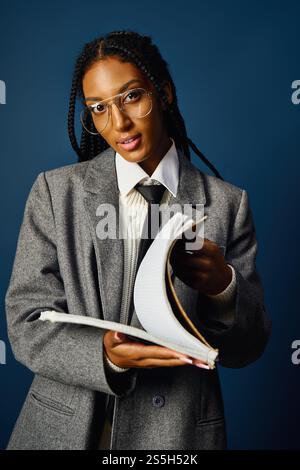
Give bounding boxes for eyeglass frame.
[80,87,154,135]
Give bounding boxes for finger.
[115,332,125,341]
[169,270,204,290]
[180,237,219,256]
[141,357,194,368]
[111,331,130,346]
[172,250,211,269]
[193,361,211,369]
[141,346,191,361]
[178,235,206,251]
[120,343,191,361]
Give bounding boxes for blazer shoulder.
[198,169,245,207]
[43,160,89,183]
[201,170,243,196]
[37,159,94,198]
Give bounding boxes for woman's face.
[82,56,173,174]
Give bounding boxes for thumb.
[114,331,126,341]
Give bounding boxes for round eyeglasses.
[80,87,153,135]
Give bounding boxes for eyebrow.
[84,79,144,102]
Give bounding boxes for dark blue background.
[1,0,299,450]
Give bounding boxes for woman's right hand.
[103,330,208,369]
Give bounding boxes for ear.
[160,80,173,110]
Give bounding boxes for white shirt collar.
[115,137,179,197]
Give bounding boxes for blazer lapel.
[168,146,206,219]
[83,146,124,322]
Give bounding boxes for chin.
[127,153,147,163]
[135,152,151,163]
[119,146,148,162]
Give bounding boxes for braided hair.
[67,30,223,179]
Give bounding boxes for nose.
[110,102,132,130]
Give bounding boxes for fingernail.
[193,362,210,369]
[181,357,193,364]
[115,332,124,340]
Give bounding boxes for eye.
[124,89,143,103]
[90,102,106,115]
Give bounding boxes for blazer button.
[152,395,165,408]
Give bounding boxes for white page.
[39,310,218,367]
[133,212,213,353]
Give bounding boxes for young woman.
[5,30,271,450]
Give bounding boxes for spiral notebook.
[39,211,219,369]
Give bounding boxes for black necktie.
[134,183,167,268]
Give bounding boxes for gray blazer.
[5,145,271,450]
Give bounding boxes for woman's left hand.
[170,237,232,295]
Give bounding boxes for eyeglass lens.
[81,88,152,133]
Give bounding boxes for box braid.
[67,30,223,180]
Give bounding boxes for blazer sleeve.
[5,172,138,396]
[196,189,272,368]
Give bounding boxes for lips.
[117,134,142,151]
[117,133,141,144]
